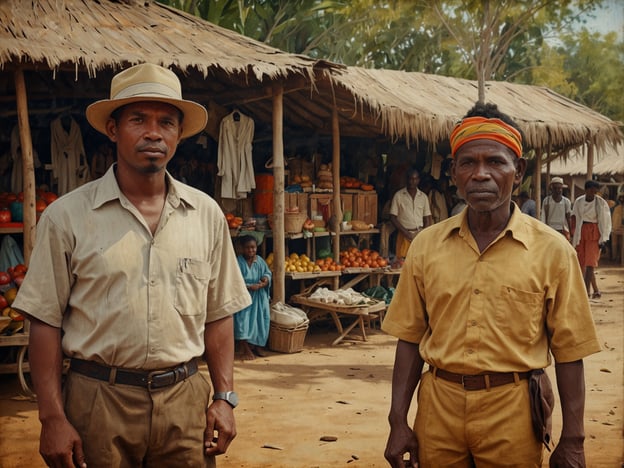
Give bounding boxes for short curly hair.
[462,102,525,143]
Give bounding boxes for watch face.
[227,391,239,407]
[214,391,238,408]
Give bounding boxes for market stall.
[1,0,622,367]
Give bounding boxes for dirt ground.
[1,261,622,468]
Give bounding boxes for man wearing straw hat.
[540,176,572,239]
[382,102,600,467]
[14,63,251,468]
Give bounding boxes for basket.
[284,212,308,233]
[268,321,308,353]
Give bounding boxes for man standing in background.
[541,176,572,239]
[389,168,432,259]
[571,179,612,298]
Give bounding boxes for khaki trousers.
[64,368,216,468]
[414,371,543,467]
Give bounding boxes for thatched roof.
[545,145,624,176]
[322,67,623,152]
[0,0,321,81]
[0,0,621,155]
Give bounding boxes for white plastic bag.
[270,302,309,328]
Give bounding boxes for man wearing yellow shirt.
[382,102,601,468]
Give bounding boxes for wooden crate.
[352,192,378,226]
[285,192,309,215]
[309,193,353,221]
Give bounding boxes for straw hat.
[86,63,208,139]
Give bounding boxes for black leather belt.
[70,358,199,390]
[431,366,531,391]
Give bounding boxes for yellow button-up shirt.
[14,166,251,369]
[382,204,601,373]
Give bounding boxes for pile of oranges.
[339,247,388,269]
[314,256,344,272]
[0,263,27,334]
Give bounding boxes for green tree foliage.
[156,0,622,121]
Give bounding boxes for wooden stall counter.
[290,292,386,345]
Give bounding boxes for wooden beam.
[272,83,286,303]
[586,138,594,180]
[534,149,542,219]
[14,67,37,265]
[332,106,342,270]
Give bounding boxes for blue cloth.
[233,255,272,346]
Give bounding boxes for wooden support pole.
[331,106,342,264]
[586,138,594,181]
[272,83,285,303]
[534,149,542,219]
[14,67,36,265]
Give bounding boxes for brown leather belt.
[70,358,199,390]
[431,366,531,391]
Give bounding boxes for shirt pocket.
[174,258,210,316]
[496,285,544,343]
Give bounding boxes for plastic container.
[253,174,274,214]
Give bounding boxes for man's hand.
[39,416,86,468]
[549,437,586,467]
[204,400,236,456]
[384,422,419,468]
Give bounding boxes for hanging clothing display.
[50,116,90,195]
[217,110,255,199]
[10,125,41,194]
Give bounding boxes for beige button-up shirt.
[14,166,251,369]
[389,187,431,229]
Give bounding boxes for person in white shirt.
[389,168,432,259]
[571,179,612,298]
[540,176,572,239]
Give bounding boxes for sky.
[583,0,623,37]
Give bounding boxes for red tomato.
[0,272,10,285]
[12,275,25,288]
[0,209,10,223]
[0,295,7,310]
[42,192,58,205]
[12,264,27,277]
[35,199,48,212]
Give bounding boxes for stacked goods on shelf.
[287,157,314,191]
[225,213,243,229]
[0,190,58,224]
[339,247,388,269]
[266,252,345,273]
[315,163,333,190]
[0,263,28,335]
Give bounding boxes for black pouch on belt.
[529,369,555,451]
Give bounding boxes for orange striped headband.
[450,116,523,158]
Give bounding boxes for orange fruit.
[4,287,18,305]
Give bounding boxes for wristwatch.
[212,391,239,408]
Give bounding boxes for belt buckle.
[147,369,173,391]
[461,375,469,389]
[461,374,480,390]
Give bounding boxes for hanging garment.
[217,111,255,199]
[50,116,90,195]
[10,125,41,193]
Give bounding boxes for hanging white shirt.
[217,111,255,199]
[50,116,90,195]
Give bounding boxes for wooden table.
[290,293,386,345]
